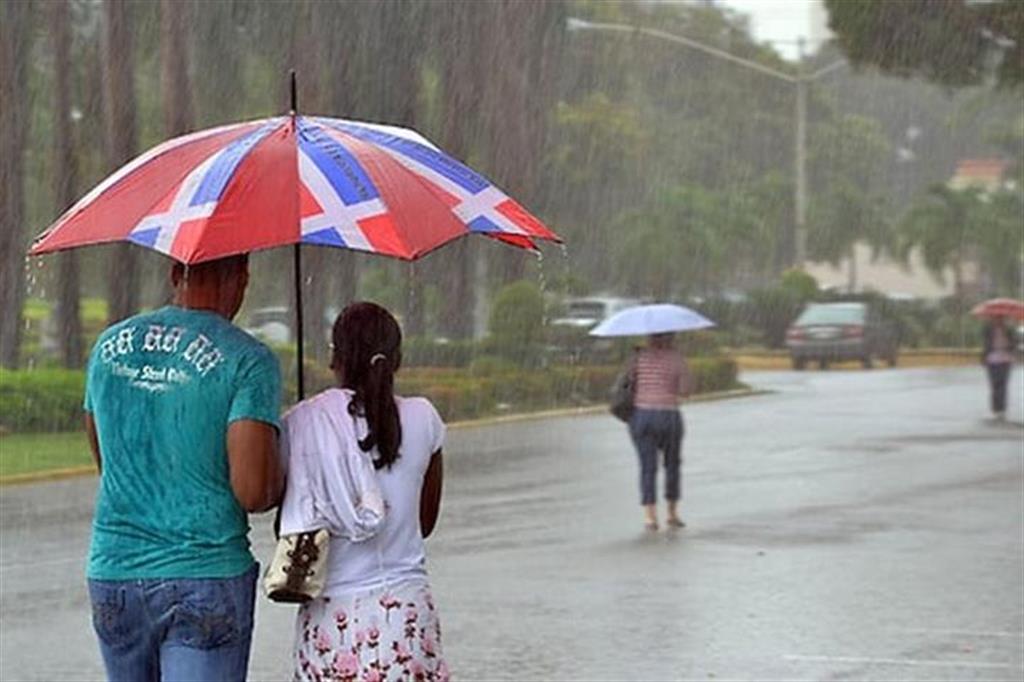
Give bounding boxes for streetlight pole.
[794,37,808,267]
[566,18,844,271]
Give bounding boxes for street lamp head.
[566,17,596,32]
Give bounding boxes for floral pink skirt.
[293,579,449,682]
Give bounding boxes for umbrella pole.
[294,243,305,401]
[290,70,305,401]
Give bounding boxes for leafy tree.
[488,280,545,351]
[974,190,1024,295]
[825,0,1024,88]
[780,269,819,301]
[612,185,757,299]
[898,185,983,298]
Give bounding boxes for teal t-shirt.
[84,306,281,579]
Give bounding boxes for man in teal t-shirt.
[84,254,282,682]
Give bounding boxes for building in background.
[948,158,1011,192]
[806,157,1014,300]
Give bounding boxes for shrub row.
[295,356,739,422]
[0,357,739,433]
[0,369,85,433]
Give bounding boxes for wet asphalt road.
[1,366,1022,681]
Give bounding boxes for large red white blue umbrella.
[29,86,562,396]
[29,115,559,262]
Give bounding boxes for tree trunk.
[371,0,425,336]
[290,0,333,363]
[482,1,564,284]
[321,0,361,314]
[436,0,482,340]
[190,0,243,126]
[0,0,32,368]
[103,0,140,324]
[156,0,195,306]
[51,0,84,368]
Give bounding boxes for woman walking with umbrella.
[974,299,1023,420]
[592,304,713,531]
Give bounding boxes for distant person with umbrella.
[592,304,713,531]
[975,299,1023,420]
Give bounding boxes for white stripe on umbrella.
[297,147,383,252]
[129,151,223,255]
[451,185,525,234]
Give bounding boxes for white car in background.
[243,306,292,345]
[550,296,644,332]
[549,296,644,359]
[242,305,341,346]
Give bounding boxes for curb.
[0,387,766,487]
[440,385,768,431]
[0,465,97,487]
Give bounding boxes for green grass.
[0,431,93,479]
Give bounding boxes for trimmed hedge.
[0,369,85,432]
[0,357,739,432]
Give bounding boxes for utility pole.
[794,37,808,269]
[567,20,845,274]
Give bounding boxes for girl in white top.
[281,302,448,682]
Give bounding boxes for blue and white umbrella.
[589,303,715,337]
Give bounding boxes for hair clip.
[370,353,387,366]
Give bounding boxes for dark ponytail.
[331,302,403,469]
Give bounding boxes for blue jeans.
[88,563,258,682]
[986,362,1011,414]
[628,408,684,505]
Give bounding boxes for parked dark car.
[785,302,899,369]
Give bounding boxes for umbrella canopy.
[971,298,1024,321]
[29,116,560,263]
[589,303,715,337]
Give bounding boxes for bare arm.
[420,450,444,538]
[227,420,283,513]
[84,413,101,473]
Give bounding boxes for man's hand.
[227,420,283,513]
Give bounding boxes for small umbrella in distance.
[971,298,1024,321]
[589,303,715,337]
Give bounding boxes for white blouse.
[279,388,446,595]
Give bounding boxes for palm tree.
[898,184,983,300]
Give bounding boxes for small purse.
[609,357,636,423]
[263,527,330,603]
